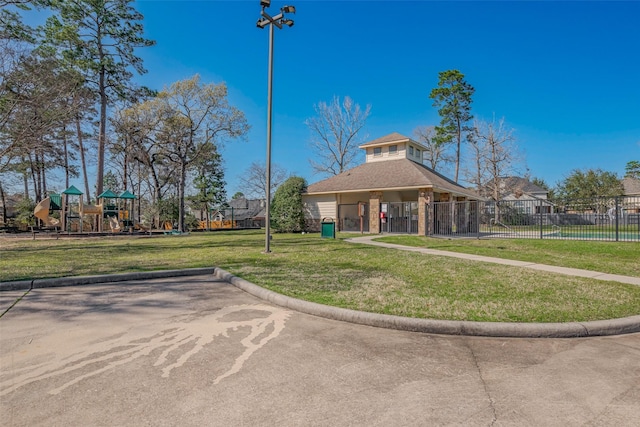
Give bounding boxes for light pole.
[257,0,295,253]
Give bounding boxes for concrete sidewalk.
[346,235,640,286]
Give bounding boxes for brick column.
[418,188,433,236]
[369,191,383,234]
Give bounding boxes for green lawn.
[375,235,640,277]
[1,231,639,323]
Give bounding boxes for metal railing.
[428,196,640,242]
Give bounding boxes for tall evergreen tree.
[192,151,226,229]
[429,70,475,183]
[45,0,155,200]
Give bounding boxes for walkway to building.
[346,235,640,286]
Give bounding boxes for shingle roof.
[306,158,480,199]
[358,132,428,150]
[499,176,548,194]
[622,177,640,195]
[226,198,265,220]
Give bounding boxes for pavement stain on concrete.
[0,303,291,396]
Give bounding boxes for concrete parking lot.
[1,274,639,426]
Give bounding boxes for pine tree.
[45,0,155,200]
[429,70,475,183]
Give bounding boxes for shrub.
[271,176,307,233]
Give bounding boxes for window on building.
[416,149,421,158]
[373,147,382,156]
[409,146,414,155]
[389,145,398,155]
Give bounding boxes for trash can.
[321,217,335,239]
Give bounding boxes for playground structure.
[33,194,62,227]
[33,186,138,233]
[197,219,236,230]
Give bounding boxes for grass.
[375,235,640,277]
[1,231,639,323]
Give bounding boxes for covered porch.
[322,188,479,235]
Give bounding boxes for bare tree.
[463,132,489,197]
[413,125,453,171]
[473,116,523,202]
[238,161,288,199]
[306,96,370,176]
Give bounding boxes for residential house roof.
[622,177,640,196]
[225,198,265,220]
[479,176,549,200]
[498,176,547,195]
[306,158,480,199]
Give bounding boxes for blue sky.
[26,1,640,195]
[133,0,640,194]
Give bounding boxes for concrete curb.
[214,267,640,338]
[2,267,638,338]
[0,268,216,292]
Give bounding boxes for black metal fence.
[428,196,640,242]
[381,202,419,234]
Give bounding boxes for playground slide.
[108,216,121,232]
[135,223,150,231]
[33,197,60,227]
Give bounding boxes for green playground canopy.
[98,189,118,199]
[119,190,136,200]
[62,185,83,196]
[49,194,62,210]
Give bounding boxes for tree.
[271,176,307,233]
[45,0,155,200]
[238,161,288,199]
[625,160,640,179]
[190,151,226,229]
[531,176,556,201]
[102,170,121,193]
[0,52,85,200]
[556,168,624,211]
[0,1,36,74]
[113,97,177,227]
[471,117,523,201]
[231,191,244,200]
[306,95,370,176]
[531,177,549,190]
[429,69,475,183]
[413,125,453,172]
[130,75,249,232]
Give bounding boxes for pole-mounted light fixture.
[257,3,296,29]
[257,1,295,254]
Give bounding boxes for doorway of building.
[380,202,418,233]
